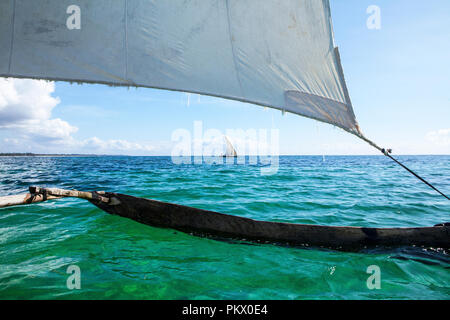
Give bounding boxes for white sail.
[1,0,373,142]
[224,136,237,157]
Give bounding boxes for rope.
[354,131,449,201]
[381,149,450,201]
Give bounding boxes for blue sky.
[1,0,449,155]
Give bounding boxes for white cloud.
[0,78,157,154]
[426,128,450,146]
[0,78,60,124]
[81,137,155,153]
[11,118,78,140]
[0,78,76,141]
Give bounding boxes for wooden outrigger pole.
[0,187,113,209]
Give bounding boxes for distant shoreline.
[0,153,107,157]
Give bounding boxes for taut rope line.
[380,149,449,201]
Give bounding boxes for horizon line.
[1,153,449,157]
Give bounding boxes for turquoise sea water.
[0,155,449,299]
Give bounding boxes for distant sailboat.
[222,136,237,158]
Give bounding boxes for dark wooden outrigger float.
[1,187,448,252]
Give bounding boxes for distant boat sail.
[222,136,237,158]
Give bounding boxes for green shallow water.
[0,155,449,299]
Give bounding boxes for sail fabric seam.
[7,0,16,74]
[285,90,356,132]
[286,90,351,112]
[333,47,360,133]
[317,1,360,134]
[225,0,244,98]
[325,0,336,50]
